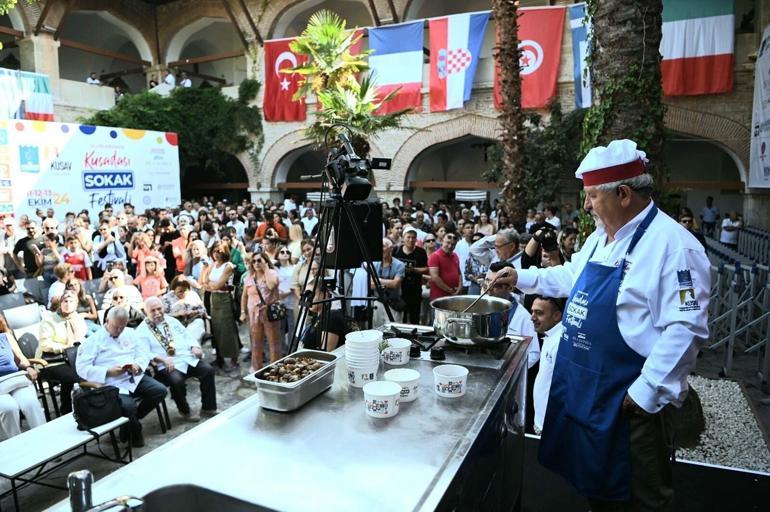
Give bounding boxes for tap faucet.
[68,469,144,511]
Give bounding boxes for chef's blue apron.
[538,206,657,501]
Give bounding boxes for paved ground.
[3,322,769,511]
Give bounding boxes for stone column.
[18,33,60,79]
[743,190,770,231]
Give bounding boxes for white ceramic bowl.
[384,368,420,403]
[381,338,411,366]
[433,365,469,398]
[347,361,379,388]
[363,381,401,418]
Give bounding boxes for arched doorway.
[57,11,152,92]
[270,0,373,39]
[664,132,745,217]
[273,145,327,200]
[165,18,246,87]
[0,13,23,69]
[182,153,250,203]
[406,135,497,204]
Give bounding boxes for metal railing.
[706,257,770,389]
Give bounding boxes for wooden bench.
[0,413,131,512]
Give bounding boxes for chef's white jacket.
[134,316,201,375]
[76,327,151,394]
[533,323,564,432]
[505,295,539,369]
[517,201,710,414]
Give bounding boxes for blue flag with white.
[570,3,592,108]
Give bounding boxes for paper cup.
[433,365,469,398]
[346,361,379,388]
[384,368,420,403]
[363,381,401,418]
[381,338,411,366]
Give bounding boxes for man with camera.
[76,307,167,447]
[135,297,217,423]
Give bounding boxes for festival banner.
[749,24,770,188]
[0,120,181,219]
[494,7,566,110]
[263,38,308,122]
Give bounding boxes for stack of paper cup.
[345,330,382,388]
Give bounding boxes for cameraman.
[521,226,564,312]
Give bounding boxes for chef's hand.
[107,366,126,377]
[191,346,203,359]
[129,364,142,376]
[621,393,649,417]
[164,358,175,373]
[495,266,518,287]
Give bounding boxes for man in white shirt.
[719,211,741,249]
[485,262,539,369]
[454,222,474,292]
[301,208,318,235]
[499,139,709,511]
[530,296,565,434]
[226,210,246,240]
[470,228,522,269]
[179,72,192,88]
[544,206,561,230]
[0,218,21,277]
[163,69,176,87]
[76,307,167,447]
[86,72,101,85]
[135,298,217,422]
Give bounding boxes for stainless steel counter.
[48,339,530,512]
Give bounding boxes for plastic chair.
[14,329,59,421]
[2,303,43,331]
[22,278,49,306]
[0,292,26,311]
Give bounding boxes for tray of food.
[249,350,338,412]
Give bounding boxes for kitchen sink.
[142,484,277,512]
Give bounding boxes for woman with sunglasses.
[65,278,99,333]
[240,253,281,372]
[200,241,240,372]
[275,246,298,350]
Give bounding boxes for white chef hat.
[575,139,648,186]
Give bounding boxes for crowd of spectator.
[0,192,745,444]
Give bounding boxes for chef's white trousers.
[0,377,46,441]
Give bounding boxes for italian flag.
[660,0,734,96]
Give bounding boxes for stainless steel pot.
[431,295,513,345]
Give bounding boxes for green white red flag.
[660,0,734,96]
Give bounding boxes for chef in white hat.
[498,139,709,511]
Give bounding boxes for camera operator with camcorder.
[521,226,564,312]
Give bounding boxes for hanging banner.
[0,68,55,121]
[569,3,592,108]
[0,119,181,219]
[494,7,566,110]
[749,24,770,188]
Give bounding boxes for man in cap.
[497,139,709,511]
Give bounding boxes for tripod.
[289,172,394,353]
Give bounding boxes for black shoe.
[131,431,145,448]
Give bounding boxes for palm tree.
[287,9,411,156]
[492,0,527,230]
[582,0,666,187]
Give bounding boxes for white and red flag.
[429,12,490,112]
[263,38,308,122]
[494,7,566,110]
[368,21,424,115]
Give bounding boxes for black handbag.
[72,385,122,431]
[255,284,287,322]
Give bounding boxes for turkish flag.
[263,38,308,122]
[494,7,565,109]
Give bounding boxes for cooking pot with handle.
[431,295,513,345]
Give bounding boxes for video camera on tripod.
[321,128,391,201]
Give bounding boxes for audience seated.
[135,297,217,422]
[163,276,207,343]
[75,307,167,447]
[104,286,145,329]
[37,291,88,413]
[0,316,46,440]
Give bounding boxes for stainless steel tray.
[250,350,338,412]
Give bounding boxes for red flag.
[494,7,565,110]
[263,38,308,122]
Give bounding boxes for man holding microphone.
[498,140,709,511]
